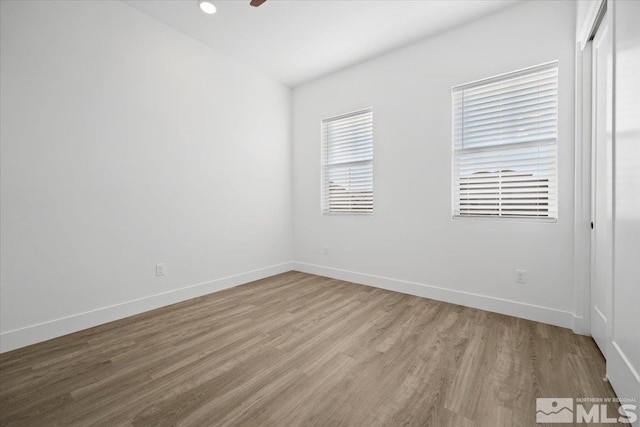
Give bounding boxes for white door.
[590,12,612,359]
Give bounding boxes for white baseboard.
[572,315,591,336]
[293,261,574,329]
[1,261,579,353]
[0,261,294,354]
[608,341,640,426]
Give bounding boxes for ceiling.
[123,0,520,87]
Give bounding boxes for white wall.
[609,0,640,410]
[292,0,577,327]
[0,0,292,352]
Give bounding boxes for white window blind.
[322,108,373,214]
[452,62,558,220]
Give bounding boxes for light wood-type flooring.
[0,271,618,426]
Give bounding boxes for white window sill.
[452,215,557,224]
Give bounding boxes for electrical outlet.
[323,247,329,256]
[515,269,527,284]
[156,263,165,276]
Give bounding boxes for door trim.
[572,0,608,336]
[589,11,612,358]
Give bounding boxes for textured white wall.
[0,0,292,349]
[292,1,576,319]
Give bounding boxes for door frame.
[572,0,607,336]
[589,9,612,358]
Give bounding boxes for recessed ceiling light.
[199,1,216,14]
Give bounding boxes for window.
[452,62,558,220]
[322,108,373,214]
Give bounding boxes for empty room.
[1,0,638,425]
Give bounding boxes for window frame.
[450,62,559,223]
[321,107,374,216]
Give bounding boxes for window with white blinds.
[452,62,558,220]
[322,108,373,214]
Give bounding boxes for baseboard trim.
[0,261,294,353]
[1,261,579,353]
[608,341,640,417]
[572,315,591,336]
[293,262,574,329]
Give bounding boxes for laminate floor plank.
[0,271,617,426]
